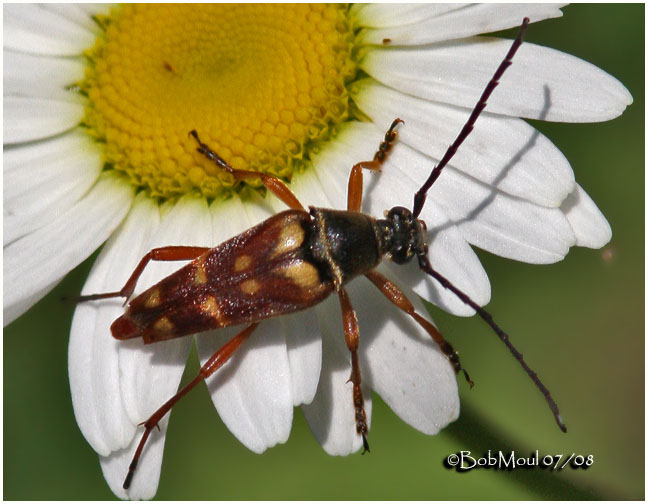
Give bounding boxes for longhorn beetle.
[78,18,566,490]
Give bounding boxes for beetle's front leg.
[365,270,473,387]
[347,118,403,212]
[190,130,305,211]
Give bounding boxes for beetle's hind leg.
[337,288,370,453]
[123,323,258,490]
[347,118,403,212]
[365,270,473,387]
[190,130,305,211]
[73,246,210,304]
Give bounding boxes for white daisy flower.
[3,4,632,500]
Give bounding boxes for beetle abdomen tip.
[111,315,140,340]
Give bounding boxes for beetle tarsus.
[361,433,370,454]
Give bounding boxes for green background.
[4,4,644,500]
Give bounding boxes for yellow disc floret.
[81,4,356,200]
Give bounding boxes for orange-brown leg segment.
[337,288,370,453]
[190,130,305,211]
[75,246,210,304]
[123,322,259,490]
[365,270,473,387]
[347,118,403,212]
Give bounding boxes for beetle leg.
[347,118,403,212]
[123,322,258,490]
[365,270,473,387]
[337,288,370,453]
[346,163,365,212]
[75,246,210,304]
[190,130,305,211]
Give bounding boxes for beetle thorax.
[309,207,386,288]
[307,206,426,289]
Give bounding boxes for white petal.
[275,163,334,214]
[4,96,84,144]
[69,194,160,456]
[310,137,368,209]
[357,4,563,46]
[362,39,633,122]
[99,427,165,501]
[40,4,104,34]
[4,173,134,325]
[347,277,460,434]
[352,4,467,28]
[6,279,60,324]
[77,4,112,17]
[210,194,257,243]
[4,50,86,103]
[4,129,103,245]
[199,195,294,453]
[351,79,575,207]
[211,186,276,235]
[433,175,575,263]
[302,297,372,456]
[118,196,213,425]
[83,197,213,498]
[560,184,612,248]
[4,3,96,56]
[298,148,346,209]
[281,310,322,406]
[197,321,294,453]
[240,188,282,228]
[386,142,577,263]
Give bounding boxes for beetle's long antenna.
[412,18,529,218]
[417,253,567,433]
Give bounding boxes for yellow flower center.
[81,4,357,200]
